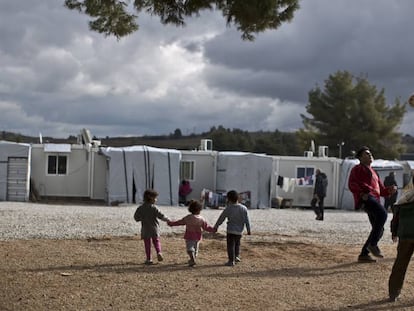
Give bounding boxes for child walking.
[133,189,170,265]
[214,190,251,266]
[168,200,216,266]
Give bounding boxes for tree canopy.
[299,70,406,159]
[207,126,301,155]
[64,0,300,40]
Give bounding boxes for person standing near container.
[311,168,328,221]
[348,146,397,263]
[179,180,192,206]
[384,171,398,212]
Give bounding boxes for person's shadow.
[295,297,414,310]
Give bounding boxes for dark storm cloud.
[1,0,414,138]
[202,1,414,104]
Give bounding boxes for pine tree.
[64,0,300,40]
[300,70,406,159]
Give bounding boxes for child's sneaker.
[144,259,153,265]
[225,261,235,266]
[235,256,241,263]
[157,253,164,262]
[188,259,196,267]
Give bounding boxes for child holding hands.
[134,189,170,265]
[168,200,216,266]
[214,190,251,266]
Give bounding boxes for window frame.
[295,165,315,187]
[180,160,195,181]
[46,154,68,176]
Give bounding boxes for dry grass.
[1,233,414,311]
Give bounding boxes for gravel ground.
[0,202,393,245]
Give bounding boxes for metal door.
[7,157,29,202]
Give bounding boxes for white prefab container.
[216,152,273,209]
[32,143,83,197]
[272,156,342,208]
[0,141,31,202]
[101,146,181,206]
[337,159,404,210]
[180,150,218,203]
[30,143,106,200]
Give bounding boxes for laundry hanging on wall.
[276,175,314,193]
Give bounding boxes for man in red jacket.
[348,146,397,263]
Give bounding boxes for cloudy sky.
[1,1,414,139]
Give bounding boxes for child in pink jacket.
[168,200,216,266]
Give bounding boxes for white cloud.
[0,100,48,132]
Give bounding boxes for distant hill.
[100,135,206,150]
[0,131,76,144]
[0,130,206,150]
[2,130,414,158]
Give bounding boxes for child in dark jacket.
[168,200,216,266]
[214,190,251,266]
[134,189,169,265]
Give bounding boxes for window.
[47,155,67,175]
[296,166,315,186]
[180,161,194,181]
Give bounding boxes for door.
[7,157,29,202]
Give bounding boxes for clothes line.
[276,175,313,193]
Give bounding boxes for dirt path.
[1,233,413,311]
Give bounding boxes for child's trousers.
[143,237,162,260]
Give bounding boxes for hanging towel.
[288,178,296,193]
[282,177,290,192]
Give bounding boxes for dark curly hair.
[143,189,158,203]
[188,200,203,215]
